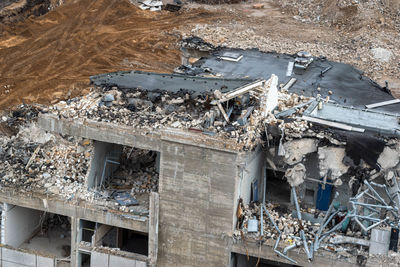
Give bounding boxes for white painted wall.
[2,205,42,248]
[91,251,146,267]
[1,247,55,267]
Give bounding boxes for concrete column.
[148,192,159,267]
[71,217,79,267]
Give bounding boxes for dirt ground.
[0,0,222,110]
[180,0,400,96]
[0,0,399,110]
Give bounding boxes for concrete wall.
[158,140,238,266]
[91,251,146,267]
[1,247,55,267]
[2,204,42,248]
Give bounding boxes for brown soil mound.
[0,0,219,110]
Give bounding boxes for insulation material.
[318,147,349,180]
[285,163,306,187]
[378,146,400,170]
[283,138,318,165]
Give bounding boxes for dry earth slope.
[0,0,220,109]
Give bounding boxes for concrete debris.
[139,0,162,11]
[47,73,317,150]
[283,138,318,165]
[318,147,349,180]
[236,202,322,244]
[377,146,399,170]
[0,105,155,215]
[371,48,393,63]
[285,164,306,187]
[237,175,400,263]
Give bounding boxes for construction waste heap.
[1,32,400,267]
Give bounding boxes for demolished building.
[1,38,400,266]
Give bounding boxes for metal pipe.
[263,204,281,234]
[274,249,297,264]
[351,201,395,210]
[300,230,312,260]
[315,192,339,247]
[317,213,354,247]
[354,217,388,232]
[350,188,369,200]
[283,243,298,254]
[354,215,381,222]
[291,187,312,260]
[365,180,388,206]
[261,167,266,236]
[263,204,297,264]
[291,187,302,220]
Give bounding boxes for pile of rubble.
[236,202,323,243]
[0,105,93,199]
[0,105,153,215]
[236,179,400,263]
[108,147,158,195]
[47,76,316,150]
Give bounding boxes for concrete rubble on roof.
[0,105,156,216]
[45,74,317,150]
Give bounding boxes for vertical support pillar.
[148,192,159,267]
[71,217,79,267]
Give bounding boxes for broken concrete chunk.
[103,94,115,102]
[318,147,348,180]
[378,146,399,170]
[285,163,306,187]
[283,138,318,165]
[371,47,393,63]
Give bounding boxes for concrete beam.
[38,114,161,152]
[38,114,243,153]
[0,189,148,233]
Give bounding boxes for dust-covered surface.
[0,105,152,215]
